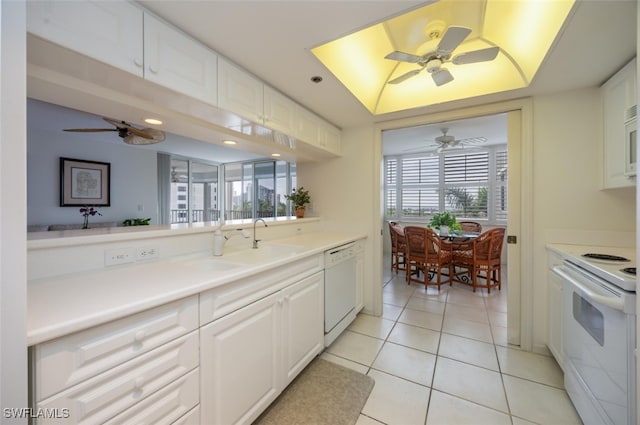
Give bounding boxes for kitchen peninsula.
[28,220,366,424]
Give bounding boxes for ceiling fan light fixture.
[432,69,454,86]
[425,58,442,73]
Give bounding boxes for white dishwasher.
[324,242,357,347]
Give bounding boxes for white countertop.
[28,231,364,346]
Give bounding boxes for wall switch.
[137,246,159,260]
[105,248,135,266]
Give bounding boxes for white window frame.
[384,145,508,225]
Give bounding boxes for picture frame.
[60,157,111,207]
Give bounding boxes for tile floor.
[321,265,583,425]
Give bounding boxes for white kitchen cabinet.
[547,250,564,370]
[37,332,199,424]
[264,85,298,137]
[27,0,144,77]
[144,13,218,106]
[602,57,637,188]
[31,296,199,424]
[281,271,325,385]
[296,105,342,155]
[218,57,264,123]
[218,58,298,139]
[200,271,324,425]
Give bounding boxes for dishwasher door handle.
[327,242,356,256]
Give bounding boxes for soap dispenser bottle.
[213,228,224,256]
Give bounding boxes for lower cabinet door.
[200,291,281,425]
[281,271,324,385]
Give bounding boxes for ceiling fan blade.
[457,136,487,145]
[452,46,500,65]
[388,69,422,84]
[384,51,422,63]
[123,134,163,145]
[63,128,117,132]
[138,128,166,142]
[436,26,471,56]
[432,68,454,86]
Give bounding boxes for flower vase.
[82,216,89,229]
[295,206,305,218]
[439,225,449,236]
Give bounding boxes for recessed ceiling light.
[271,153,281,157]
[223,140,237,145]
[144,118,163,125]
[310,76,323,83]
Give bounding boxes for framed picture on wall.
[60,157,111,206]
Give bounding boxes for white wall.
[302,85,636,353]
[1,0,28,419]
[531,87,635,352]
[27,101,159,227]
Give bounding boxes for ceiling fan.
[64,117,166,145]
[385,25,499,86]
[404,128,487,153]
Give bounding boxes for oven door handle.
[552,266,625,312]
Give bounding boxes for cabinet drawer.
[104,368,199,425]
[172,406,200,425]
[34,296,198,401]
[199,254,323,326]
[37,331,199,425]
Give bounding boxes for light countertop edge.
[28,231,365,346]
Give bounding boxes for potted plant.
[285,187,311,218]
[428,211,461,236]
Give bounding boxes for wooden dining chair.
[452,221,482,251]
[452,228,505,293]
[403,226,453,290]
[388,222,407,273]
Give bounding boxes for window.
[384,146,507,223]
[224,160,296,221]
[169,158,219,224]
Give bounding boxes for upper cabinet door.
[27,0,144,77]
[218,57,264,123]
[264,86,297,137]
[143,13,218,106]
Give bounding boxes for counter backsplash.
[28,218,321,280]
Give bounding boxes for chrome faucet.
[253,218,267,249]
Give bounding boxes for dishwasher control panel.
[325,242,359,267]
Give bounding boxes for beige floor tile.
[446,287,487,308]
[426,390,511,425]
[325,330,384,366]
[372,342,437,387]
[320,352,370,375]
[491,325,509,347]
[511,416,538,425]
[362,369,430,425]
[349,313,396,340]
[503,375,582,424]
[488,310,508,327]
[383,290,411,308]
[387,322,440,354]
[411,285,450,303]
[496,346,564,388]
[399,307,443,331]
[445,302,490,324]
[382,303,404,321]
[432,357,508,413]
[438,333,499,371]
[442,316,493,343]
[406,297,446,315]
[356,414,385,425]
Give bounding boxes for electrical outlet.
[105,248,135,266]
[137,246,159,260]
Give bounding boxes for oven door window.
[573,292,604,346]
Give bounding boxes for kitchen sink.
[223,244,304,264]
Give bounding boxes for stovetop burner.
[582,253,631,262]
[621,267,637,276]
